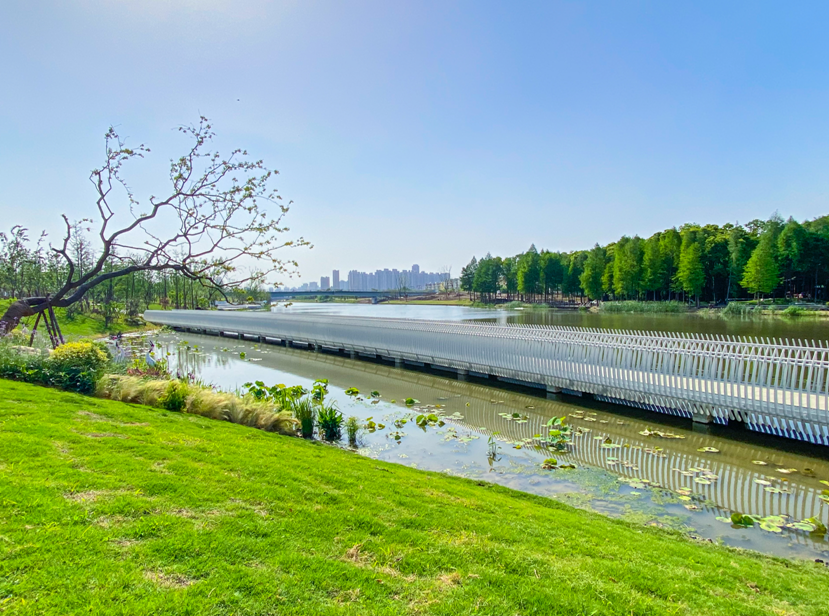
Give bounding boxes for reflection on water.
[156,331,829,560]
[271,302,829,342]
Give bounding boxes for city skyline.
[282,263,450,292]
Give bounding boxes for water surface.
[271,303,829,342]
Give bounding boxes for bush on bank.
[0,339,110,394]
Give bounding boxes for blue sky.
[1,1,828,285]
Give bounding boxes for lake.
[269,302,829,342]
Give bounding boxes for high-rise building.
[320,276,330,290]
[309,281,319,292]
[332,270,340,290]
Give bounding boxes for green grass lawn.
[0,300,157,340]
[1,379,827,615]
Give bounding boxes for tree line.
[0,224,268,326]
[459,214,829,305]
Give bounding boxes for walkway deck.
[143,310,829,444]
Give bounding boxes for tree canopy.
[0,118,307,336]
[456,214,829,304]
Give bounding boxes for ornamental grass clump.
[96,375,296,435]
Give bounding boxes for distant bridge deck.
[143,310,829,445]
[269,290,436,300]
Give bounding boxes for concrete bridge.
[143,310,829,445]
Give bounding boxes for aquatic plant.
[290,397,316,438]
[345,416,361,447]
[318,403,343,441]
[599,301,687,314]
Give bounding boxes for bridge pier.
[349,350,357,359]
[394,358,404,368]
[692,411,713,424]
[457,368,468,381]
[314,344,321,353]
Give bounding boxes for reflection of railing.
[144,310,829,444]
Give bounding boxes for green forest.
[460,214,829,305]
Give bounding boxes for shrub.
[318,403,343,441]
[159,380,189,412]
[782,305,806,317]
[46,341,110,394]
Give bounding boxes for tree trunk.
[0,298,44,336]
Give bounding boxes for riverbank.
[2,378,827,615]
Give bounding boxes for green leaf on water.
[753,479,772,486]
[694,478,711,485]
[751,460,768,466]
[787,522,817,532]
[716,516,732,523]
[345,387,360,396]
[697,447,720,453]
[760,521,783,533]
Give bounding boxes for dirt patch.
[169,508,196,518]
[144,570,195,589]
[345,544,363,562]
[436,572,462,588]
[80,432,129,439]
[77,410,149,427]
[64,490,106,503]
[95,515,127,528]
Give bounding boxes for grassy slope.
[0,300,157,340]
[1,380,827,616]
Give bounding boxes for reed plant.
[345,415,361,447]
[289,397,316,438]
[599,300,687,313]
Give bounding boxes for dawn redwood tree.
[0,118,308,339]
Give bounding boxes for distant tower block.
[332,270,340,290]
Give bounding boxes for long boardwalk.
[143,310,829,444]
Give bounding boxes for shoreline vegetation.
[2,377,829,614]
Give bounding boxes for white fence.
[143,310,829,444]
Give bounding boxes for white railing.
[143,310,829,444]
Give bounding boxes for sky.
[1,1,828,286]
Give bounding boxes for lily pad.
[694,478,712,485]
[753,479,772,486]
[759,521,783,533]
[697,447,720,453]
[787,522,818,532]
[751,460,769,466]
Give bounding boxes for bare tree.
[0,117,308,339]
